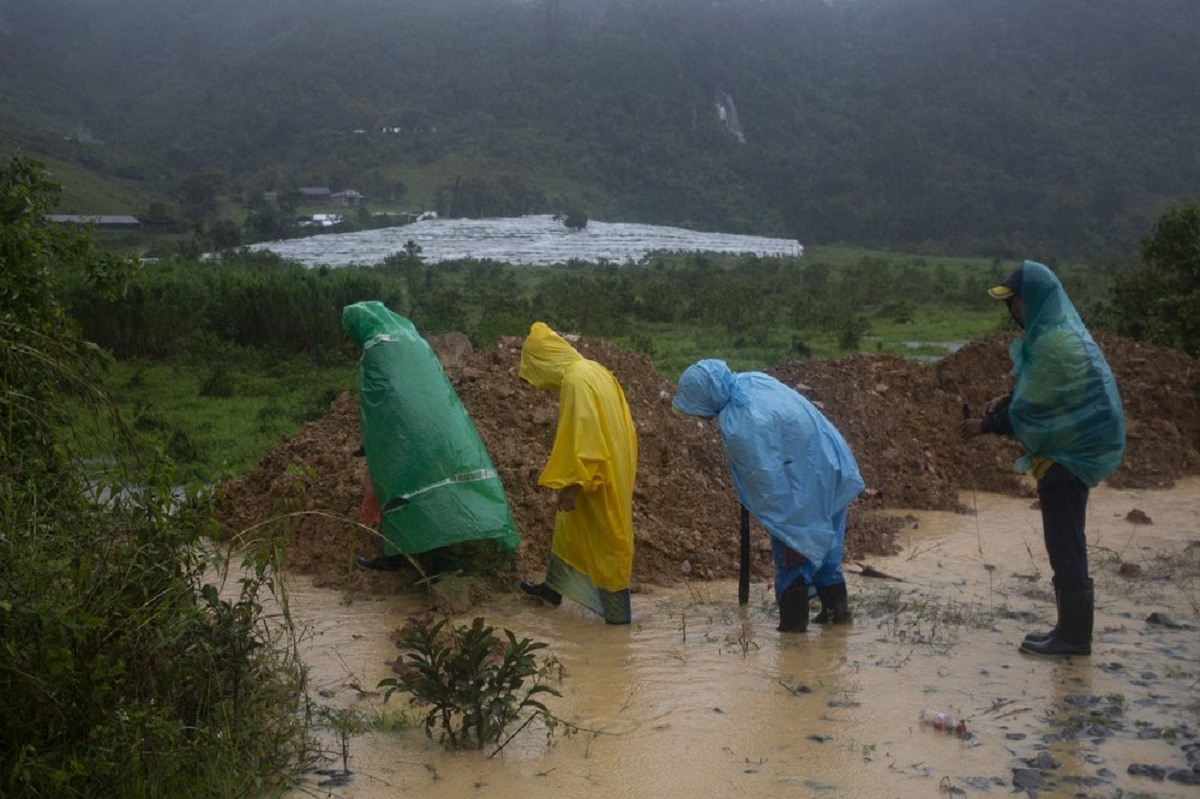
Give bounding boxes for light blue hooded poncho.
[672,360,864,594]
[1005,261,1125,486]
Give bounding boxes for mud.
[217,330,1200,604]
[275,482,1200,799]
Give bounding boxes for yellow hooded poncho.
[519,322,637,592]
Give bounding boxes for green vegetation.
[4,0,1198,258]
[2,154,315,797]
[379,615,566,751]
[76,355,355,484]
[1102,202,1200,358]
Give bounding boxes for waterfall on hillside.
[714,90,745,143]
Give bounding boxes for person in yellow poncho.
[518,322,638,625]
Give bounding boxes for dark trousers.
[1037,462,1090,591]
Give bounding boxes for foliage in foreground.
[1,154,313,797]
[1,476,312,797]
[380,615,566,751]
[1102,202,1200,358]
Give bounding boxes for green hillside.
[2,0,1198,257]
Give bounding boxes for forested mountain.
[2,0,1197,257]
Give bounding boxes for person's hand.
[959,418,984,439]
[983,394,1012,415]
[557,484,582,511]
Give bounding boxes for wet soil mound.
[217,331,1200,594]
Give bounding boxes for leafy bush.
[1,155,313,797]
[1103,202,1200,357]
[1,471,313,797]
[379,615,564,750]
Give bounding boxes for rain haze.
[3,1,1199,798]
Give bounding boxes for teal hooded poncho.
[342,301,519,555]
[1005,261,1125,486]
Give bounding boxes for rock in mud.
[1146,611,1187,628]
[1128,763,1167,780]
[1011,767,1044,790]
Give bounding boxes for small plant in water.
[317,706,369,773]
[379,615,564,750]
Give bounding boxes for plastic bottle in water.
[919,707,967,735]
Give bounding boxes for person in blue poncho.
[672,359,865,632]
[960,261,1125,657]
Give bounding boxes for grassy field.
[75,305,1007,484]
[72,354,357,484]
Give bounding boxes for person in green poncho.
[342,301,520,576]
[960,261,1125,657]
[517,322,638,625]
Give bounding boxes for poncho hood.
[519,322,584,390]
[671,359,747,416]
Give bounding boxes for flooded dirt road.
[284,479,1200,799]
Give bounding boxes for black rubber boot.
[1019,580,1093,657]
[777,579,809,633]
[520,581,563,607]
[1022,578,1061,645]
[813,583,852,624]
[356,554,406,571]
[428,548,462,578]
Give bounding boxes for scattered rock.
[1128,763,1167,780]
[1012,767,1044,790]
[1125,508,1153,524]
[1030,751,1061,770]
[1118,561,1143,577]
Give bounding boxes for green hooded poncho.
[342,301,519,555]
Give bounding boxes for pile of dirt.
[217,330,1200,597]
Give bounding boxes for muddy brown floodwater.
[282,479,1200,799]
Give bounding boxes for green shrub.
[1103,202,1200,357]
[379,615,564,750]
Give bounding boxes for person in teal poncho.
[961,261,1125,657]
[672,359,865,633]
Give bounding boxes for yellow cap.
[988,284,1015,299]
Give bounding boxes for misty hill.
[2,0,1198,258]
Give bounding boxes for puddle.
[285,480,1200,798]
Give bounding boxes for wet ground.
[284,479,1200,799]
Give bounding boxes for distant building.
[298,187,331,201]
[330,190,364,207]
[45,214,141,229]
[298,213,343,228]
